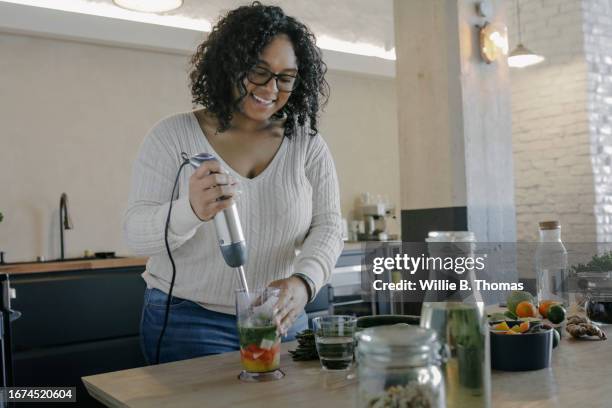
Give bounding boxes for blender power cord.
[156,152,190,365]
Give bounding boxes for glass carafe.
[535,221,569,307]
[420,231,491,408]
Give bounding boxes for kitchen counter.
[82,325,609,408]
[0,257,148,275]
[0,244,366,275]
[342,241,366,251]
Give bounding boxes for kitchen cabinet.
[301,246,370,322]
[329,244,399,316]
[9,266,147,407]
[329,247,373,316]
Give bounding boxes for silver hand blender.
[188,153,249,293]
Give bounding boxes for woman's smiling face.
[238,34,298,123]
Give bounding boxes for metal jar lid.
[357,325,441,367]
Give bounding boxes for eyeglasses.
[246,66,298,92]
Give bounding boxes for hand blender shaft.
[188,153,249,293]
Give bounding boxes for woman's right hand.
[189,159,239,222]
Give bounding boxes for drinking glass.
[312,315,357,371]
[236,287,284,382]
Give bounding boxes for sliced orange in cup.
[492,321,510,331]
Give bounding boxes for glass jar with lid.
[535,221,569,307]
[575,270,612,324]
[586,292,612,324]
[356,325,445,408]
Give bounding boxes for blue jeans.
[140,287,308,364]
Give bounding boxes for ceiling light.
[316,35,396,60]
[2,1,208,30]
[508,0,544,68]
[113,0,183,13]
[508,43,545,68]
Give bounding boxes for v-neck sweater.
[123,112,344,314]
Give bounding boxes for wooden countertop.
[342,241,365,251]
[0,257,148,275]
[0,244,363,276]
[82,325,610,408]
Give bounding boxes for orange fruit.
[538,300,557,318]
[510,322,529,333]
[515,301,537,318]
[505,330,521,335]
[492,322,510,331]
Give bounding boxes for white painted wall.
[0,32,400,262]
[508,0,596,243]
[321,71,400,230]
[583,0,612,243]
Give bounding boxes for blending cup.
[236,287,284,381]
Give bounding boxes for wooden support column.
[395,0,516,243]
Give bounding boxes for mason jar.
[356,325,445,408]
[585,291,612,325]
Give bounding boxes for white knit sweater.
[123,112,344,314]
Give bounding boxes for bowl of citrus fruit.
[489,320,554,371]
[488,291,566,371]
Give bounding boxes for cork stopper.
[539,221,560,230]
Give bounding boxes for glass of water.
[312,315,357,371]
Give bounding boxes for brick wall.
[583,0,612,242]
[508,0,597,242]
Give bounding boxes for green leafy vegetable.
[238,325,277,348]
[572,251,612,272]
[289,329,319,361]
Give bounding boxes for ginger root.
[566,315,607,340]
[567,315,589,325]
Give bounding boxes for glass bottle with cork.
[420,231,491,408]
[535,221,569,307]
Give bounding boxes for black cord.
[155,153,191,364]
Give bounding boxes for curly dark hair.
[189,2,329,138]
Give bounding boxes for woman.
[124,2,343,364]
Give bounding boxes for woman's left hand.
[268,276,309,336]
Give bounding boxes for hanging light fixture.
[508,0,544,68]
[113,0,183,13]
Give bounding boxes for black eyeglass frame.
[246,66,299,92]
